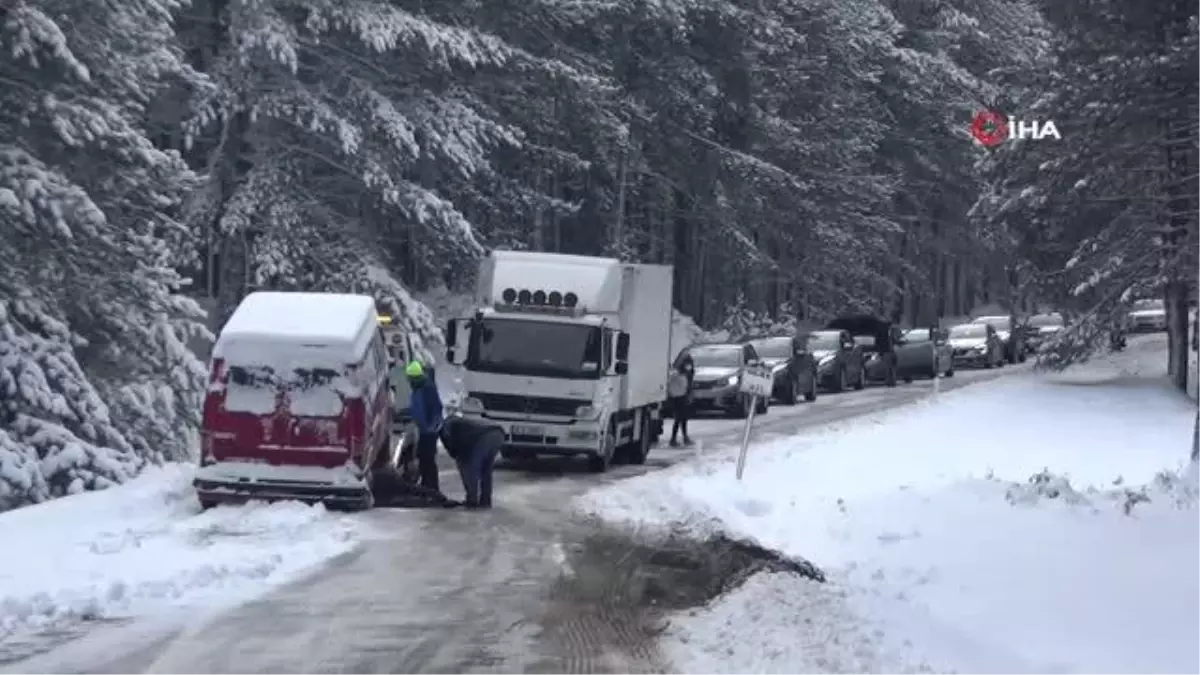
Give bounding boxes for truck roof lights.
[495,287,584,315]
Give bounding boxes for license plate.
[511,425,544,436]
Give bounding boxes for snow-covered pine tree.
[0,0,209,509]
[178,0,609,353]
[974,0,1198,374]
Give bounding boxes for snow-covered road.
[580,334,1198,673]
[2,358,1024,673]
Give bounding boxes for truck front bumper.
[469,414,605,455]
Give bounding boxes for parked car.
[947,322,1005,369]
[1127,298,1166,332]
[677,343,769,418]
[895,327,955,379]
[971,315,1026,363]
[828,314,904,386]
[745,335,818,404]
[1024,312,1065,352]
[804,329,866,392]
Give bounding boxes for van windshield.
[467,318,604,379]
[224,364,346,416]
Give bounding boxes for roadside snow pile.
[579,343,1198,673]
[0,464,364,650]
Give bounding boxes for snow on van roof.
[214,292,376,356]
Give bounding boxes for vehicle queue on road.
[188,249,1166,514]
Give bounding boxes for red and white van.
[193,291,394,510]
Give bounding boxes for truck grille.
[470,392,586,417]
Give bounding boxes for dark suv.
[744,335,818,404]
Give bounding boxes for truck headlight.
[575,405,599,419]
[461,396,483,412]
[725,374,739,386]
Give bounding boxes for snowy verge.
[578,342,1198,673]
[0,464,365,659]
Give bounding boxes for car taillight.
[208,358,226,384]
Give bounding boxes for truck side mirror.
[616,332,630,361]
[444,319,471,366]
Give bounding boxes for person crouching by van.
[405,361,445,493]
[439,413,504,508]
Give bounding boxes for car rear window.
[223,365,347,416]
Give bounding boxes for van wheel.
[587,419,617,473]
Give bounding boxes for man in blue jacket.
[405,361,445,493]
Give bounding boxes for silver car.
[679,343,769,418]
[1127,299,1166,332]
[947,323,1005,369]
[1025,313,1065,352]
[895,328,955,379]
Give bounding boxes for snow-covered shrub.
[0,0,208,509]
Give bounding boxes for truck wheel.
[627,414,651,465]
[805,373,818,402]
[587,419,617,473]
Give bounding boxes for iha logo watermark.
[970,110,1061,147]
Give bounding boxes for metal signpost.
[736,366,774,480]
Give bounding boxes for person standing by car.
[668,354,695,447]
[405,361,445,493]
[439,412,505,508]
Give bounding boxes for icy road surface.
[5,362,1027,674]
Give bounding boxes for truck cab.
[444,251,673,472]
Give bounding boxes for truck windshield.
[468,318,604,379]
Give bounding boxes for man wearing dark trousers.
[405,361,445,494]
[440,414,504,509]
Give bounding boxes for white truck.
[443,251,674,471]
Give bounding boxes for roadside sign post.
[736,366,774,481]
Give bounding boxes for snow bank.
[579,341,1199,673]
[0,464,364,652]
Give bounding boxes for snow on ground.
[0,464,366,662]
[579,336,1199,674]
